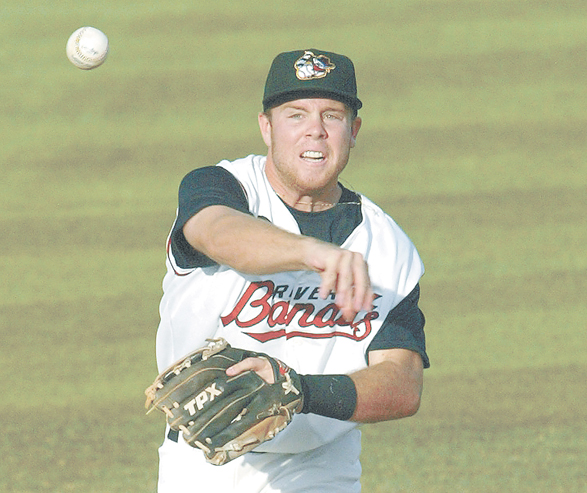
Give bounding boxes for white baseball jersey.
[156,154,424,457]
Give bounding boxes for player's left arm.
[227,347,423,424]
[348,348,423,423]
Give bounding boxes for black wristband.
[299,374,357,421]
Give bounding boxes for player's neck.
[275,186,341,212]
[291,193,340,212]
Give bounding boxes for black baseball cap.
[262,49,362,113]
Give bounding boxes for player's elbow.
[396,362,424,419]
[387,386,422,420]
[399,389,422,418]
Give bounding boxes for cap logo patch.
[294,51,336,80]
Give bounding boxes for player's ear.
[350,116,361,148]
[258,111,272,148]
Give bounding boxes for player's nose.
[305,114,328,139]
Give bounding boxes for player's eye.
[324,112,343,121]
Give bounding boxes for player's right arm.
[183,204,372,322]
[173,165,371,321]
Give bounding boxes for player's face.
[259,98,361,206]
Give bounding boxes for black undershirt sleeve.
[171,166,251,269]
[367,284,429,368]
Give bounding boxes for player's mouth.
[301,150,326,162]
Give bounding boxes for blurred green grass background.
[1,0,586,491]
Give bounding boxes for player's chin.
[296,171,334,191]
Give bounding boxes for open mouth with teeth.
[301,150,325,161]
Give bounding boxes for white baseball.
[66,27,109,70]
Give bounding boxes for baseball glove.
[145,338,303,466]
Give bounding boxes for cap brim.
[263,89,362,112]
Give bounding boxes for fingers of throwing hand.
[319,249,373,322]
[352,254,374,314]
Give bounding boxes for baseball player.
[154,49,430,492]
